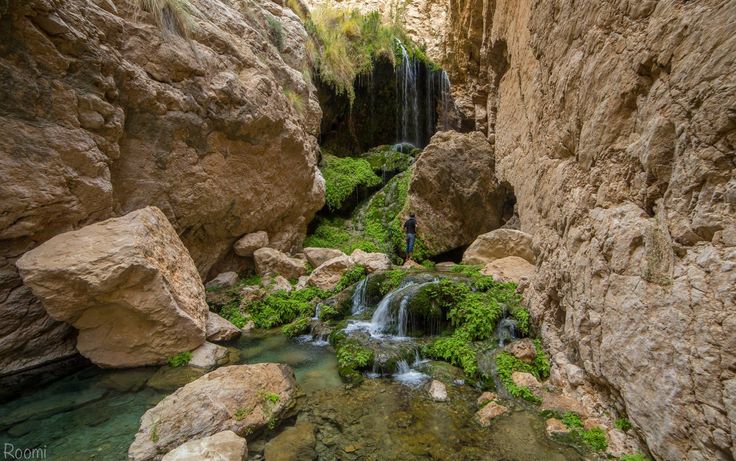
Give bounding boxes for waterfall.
[437,70,454,131]
[397,42,420,147]
[351,278,368,315]
[365,279,438,337]
[496,316,518,347]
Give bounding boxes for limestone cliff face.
[435,1,736,459]
[0,0,323,377]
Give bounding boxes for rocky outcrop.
[254,248,307,280]
[233,232,269,257]
[15,207,207,368]
[406,131,515,255]
[307,255,354,291]
[350,249,392,272]
[161,430,247,461]
[435,1,736,459]
[0,0,323,380]
[129,363,299,461]
[303,247,345,268]
[206,312,242,343]
[188,342,230,370]
[462,229,534,265]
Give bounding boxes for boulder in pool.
[15,206,207,368]
[162,430,247,461]
[129,363,299,461]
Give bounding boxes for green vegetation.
[615,417,632,432]
[167,351,192,368]
[363,146,414,174]
[545,410,609,453]
[335,265,368,292]
[150,421,159,443]
[266,14,285,51]
[321,155,381,211]
[129,0,194,37]
[378,269,406,295]
[263,392,281,404]
[620,454,649,461]
[282,316,310,337]
[248,287,330,328]
[234,407,251,421]
[424,332,477,375]
[220,299,248,328]
[581,427,608,452]
[306,6,434,103]
[495,340,550,404]
[336,340,373,370]
[561,412,583,429]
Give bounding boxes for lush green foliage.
[318,304,340,321]
[532,339,551,379]
[263,392,281,403]
[306,6,429,103]
[581,427,608,451]
[495,351,542,404]
[424,332,477,375]
[378,269,406,295]
[448,292,503,341]
[321,155,381,211]
[561,412,583,429]
[363,146,413,174]
[281,316,310,337]
[167,351,192,368]
[336,340,374,370]
[303,218,380,254]
[335,265,368,292]
[220,300,248,328]
[248,287,330,328]
[450,264,483,277]
[615,418,632,432]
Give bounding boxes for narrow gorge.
[0,1,733,461]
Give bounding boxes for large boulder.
[406,131,515,255]
[233,232,269,257]
[253,248,306,280]
[162,430,247,461]
[307,255,354,291]
[15,207,207,368]
[303,247,346,268]
[480,256,534,284]
[462,229,534,265]
[129,364,299,461]
[0,0,323,383]
[350,249,392,272]
[206,312,241,343]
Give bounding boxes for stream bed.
[0,328,582,460]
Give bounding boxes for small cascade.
[496,314,518,347]
[397,43,420,147]
[393,355,430,387]
[351,278,368,315]
[365,279,438,338]
[437,70,454,131]
[312,302,321,320]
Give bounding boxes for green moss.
[246,287,330,328]
[318,304,340,321]
[450,264,483,277]
[234,407,251,421]
[615,417,632,432]
[263,392,281,403]
[220,300,248,329]
[620,454,649,461]
[321,154,381,211]
[378,269,406,295]
[282,316,310,337]
[335,265,368,292]
[423,332,477,375]
[581,427,608,451]
[363,146,413,174]
[448,292,503,341]
[336,340,374,370]
[167,351,192,368]
[561,412,583,429]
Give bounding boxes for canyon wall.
[440,0,736,460]
[0,0,323,380]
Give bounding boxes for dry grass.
[124,0,195,37]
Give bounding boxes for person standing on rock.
[403,212,417,262]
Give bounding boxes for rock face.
[161,430,247,461]
[307,255,354,291]
[462,229,534,265]
[129,363,299,461]
[15,207,207,368]
[206,312,242,343]
[431,1,736,459]
[233,232,269,257]
[254,248,307,280]
[406,131,515,255]
[0,0,323,381]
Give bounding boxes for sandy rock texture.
[15,207,207,368]
[162,430,247,461]
[0,0,323,380]
[432,0,736,459]
[406,131,515,255]
[129,363,299,461]
[462,229,534,265]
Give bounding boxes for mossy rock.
[415,360,465,385]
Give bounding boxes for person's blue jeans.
[406,233,416,254]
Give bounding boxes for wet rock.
[234,231,269,257]
[545,418,569,437]
[428,380,448,401]
[206,312,242,343]
[206,272,239,290]
[406,131,511,255]
[303,248,345,268]
[254,248,307,280]
[462,229,534,265]
[477,392,498,407]
[505,339,537,364]
[416,361,465,385]
[308,255,354,290]
[162,430,247,461]
[146,367,206,392]
[15,207,207,368]
[0,388,107,430]
[512,372,544,398]
[263,422,316,461]
[99,369,155,393]
[350,249,391,272]
[481,256,534,284]
[474,402,509,427]
[189,342,230,370]
[130,364,299,461]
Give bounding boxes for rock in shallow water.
[474,401,510,427]
[206,312,242,343]
[428,380,448,402]
[189,342,230,370]
[15,206,207,368]
[162,430,247,461]
[129,363,299,461]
